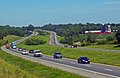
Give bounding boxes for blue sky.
[0,0,120,26]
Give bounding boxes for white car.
[33,50,42,57]
[12,45,17,49]
[21,49,28,55]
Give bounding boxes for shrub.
[25,38,46,45]
[96,40,107,45]
[81,42,90,47]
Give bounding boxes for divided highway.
[1,31,120,78]
[49,31,120,78]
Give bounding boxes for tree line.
[0,24,35,39]
[41,23,120,46]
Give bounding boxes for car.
[11,45,17,49]
[33,50,42,57]
[21,49,28,55]
[78,56,90,64]
[18,48,23,51]
[54,52,62,59]
[28,50,35,56]
[29,50,34,53]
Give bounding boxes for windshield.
[35,51,41,53]
[55,52,61,55]
[81,57,89,60]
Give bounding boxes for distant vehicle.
[33,50,42,57]
[54,52,62,59]
[5,44,10,49]
[29,50,34,53]
[10,42,17,49]
[28,50,35,56]
[78,56,90,64]
[18,48,23,51]
[11,45,17,49]
[21,49,28,55]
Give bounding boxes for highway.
[1,31,120,78]
[49,31,120,77]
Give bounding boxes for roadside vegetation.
[17,34,120,67]
[41,23,120,47]
[0,35,21,46]
[0,32,85,78]
[0,59,35,78]
[0,50,85,78]
[86,44,120,50]
[0,24,35,40]
[25,38,46,45]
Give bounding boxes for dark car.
[29,50,34,53]
[18,48,23,51]
[54,52,62,59]
[78,56,90,64]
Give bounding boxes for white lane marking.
[84,64,92,67]
[105,69,113,71]
[70,62,76,64]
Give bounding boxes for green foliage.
[27,24,34,31]
[0,59,35,78]
[96,40,107,45]
[37,30,49,35]
[0,25,32,39]
[41,23,120,46]
[116,32,120,44]
[25,37,46,45]
[81,42,90,47]
[0,35,20,46]
[86,33,96,43]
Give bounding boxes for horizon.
[0,0,120,26]
[0,22,120,27]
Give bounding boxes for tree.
[116,32,120,44]
[0,32,3,40]
[27,24,34,31]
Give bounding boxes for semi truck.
[5,44,10,49]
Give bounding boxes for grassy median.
[17,35,120,67]
[86,44,120,50]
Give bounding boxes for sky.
[0,0,120,26]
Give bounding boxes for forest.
[41,23,120,46]
[0,24,34,39]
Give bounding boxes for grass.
[0,50,85,78]
[0,59,35,78]
[0,35,85,78]
[57,35,64,42]
[17,35,120,67]
[86,44,120,50]
[0,35,21,46]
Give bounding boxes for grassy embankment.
[57,34,120,50]
[0,35,85,78]
[18,35,120,67]
[86,45,120,50]
[0,35,21,46]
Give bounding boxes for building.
[85,24,111,34]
